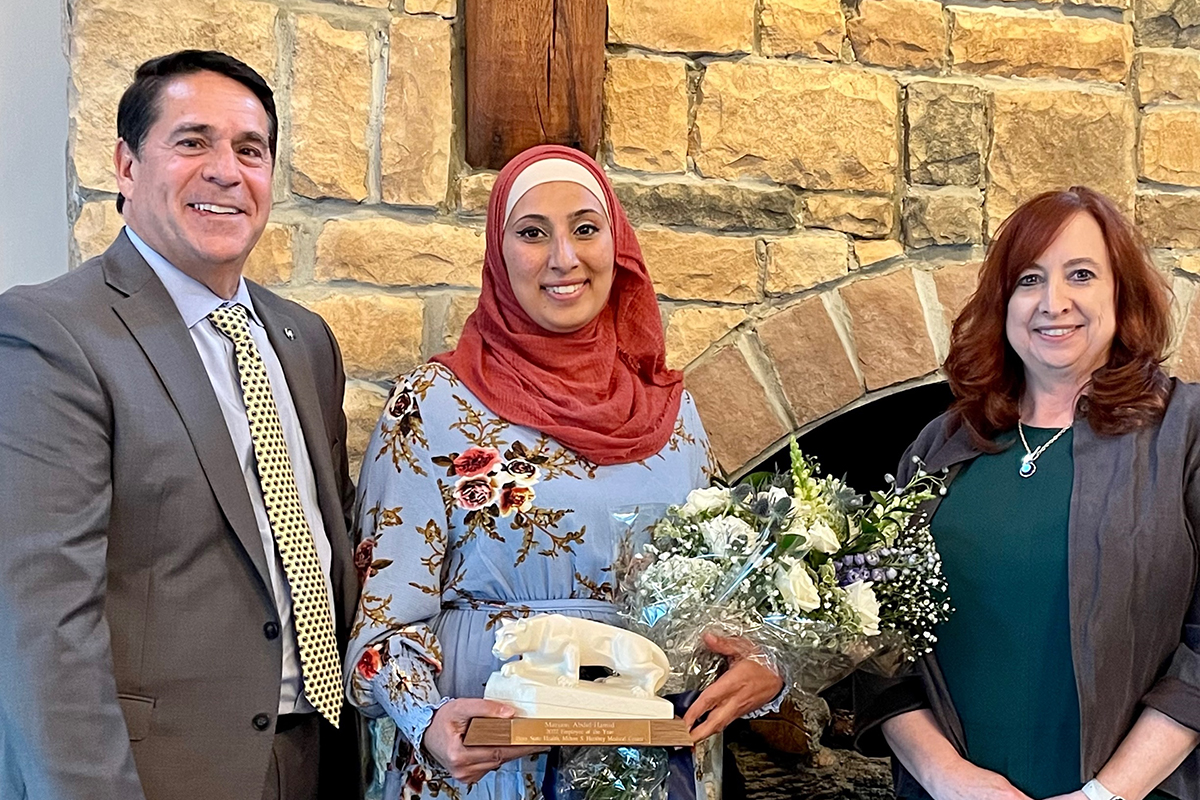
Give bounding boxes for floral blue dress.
[344,363,720,800]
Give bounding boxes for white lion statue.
[491,614,670,698]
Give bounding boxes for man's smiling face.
[115,69,273,288]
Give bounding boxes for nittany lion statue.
[491,614,670,698]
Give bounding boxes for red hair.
[945,187,1172,447]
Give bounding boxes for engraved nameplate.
[464,717,692,747]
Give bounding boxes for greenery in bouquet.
[615,438,952,697]
[553,746,668,800]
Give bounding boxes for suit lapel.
[104,235,273,590]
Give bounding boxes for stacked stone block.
[67,0,1200,477]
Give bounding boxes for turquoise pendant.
[1019,457,1036,478]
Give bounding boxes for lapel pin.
[284,327,295,340]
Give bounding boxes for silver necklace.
[1017,421,1072,478]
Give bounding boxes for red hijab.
[432,145,683,466]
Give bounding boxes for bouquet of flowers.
[549,442,952,800]
[615,438,952,701]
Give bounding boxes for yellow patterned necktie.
[208,304,341,727]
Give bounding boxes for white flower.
[641,556,722,600]
[496,458,540,487]
[844,580,881,636]
[775,560,821,613]
[765,486,790,506]
[698,516,756,557]
[805,518,841,555]
[680,486,733,517]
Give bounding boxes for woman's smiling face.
[1005,210,1117,389]
[501,181,615,334]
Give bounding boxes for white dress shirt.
[127,226,335,716]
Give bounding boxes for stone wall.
[68,0,1200,478]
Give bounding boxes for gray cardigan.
[860,379,1200,800]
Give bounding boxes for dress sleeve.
[343,367,453,771]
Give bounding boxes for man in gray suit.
[0,51,360,800]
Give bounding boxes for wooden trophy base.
[464,717,693,747]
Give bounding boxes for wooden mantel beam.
[465,0,606,170]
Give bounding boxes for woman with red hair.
[857,187,1200,800]
[342,145,782,800]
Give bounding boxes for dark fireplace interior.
[759,381,956,494]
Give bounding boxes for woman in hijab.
[344,145,783,800]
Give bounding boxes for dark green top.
[932,426,1083,798]
[930,427,1174,799]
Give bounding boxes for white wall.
[0,1,69,291]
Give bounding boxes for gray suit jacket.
[0,231,360,800]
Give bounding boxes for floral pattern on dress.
[437,446,542,517]
[344,363,719,800]
[376,369,449,476]
[429,438,584,567]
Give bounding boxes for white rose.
[784,514,811,543]
[680,486,733,517]
[698,516,756,557]
[844,580,881,637]
[805,518,841,555]
[775,561,821,613]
